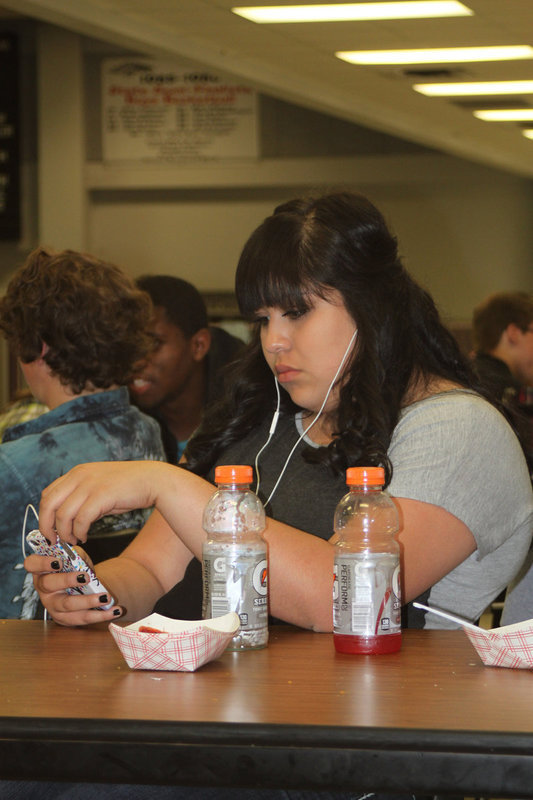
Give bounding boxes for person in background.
[471,291,533,474]
[130,275,245,464]
[0,388,47,441]
[0,247,166,619]
[472,291,533,400]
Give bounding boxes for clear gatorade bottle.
[333,466,401,655]
[202,464,268,651]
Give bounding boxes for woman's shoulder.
[401,384,500,422]
[392,385,518,456]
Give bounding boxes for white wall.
[85,164,533,326]
[88,190,281,292]
[369,170,533,324]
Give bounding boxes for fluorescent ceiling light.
[415,80,533,97]
[523,129,533,139]
[337,46,533,65]
[473,109,533,121]
[232,2,473,24]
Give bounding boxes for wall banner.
[102,58,258,161]
[0,32,20,241]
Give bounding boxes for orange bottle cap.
[346,466,385,486]
[214,465,253,484]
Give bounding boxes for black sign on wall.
[0,33,20,241]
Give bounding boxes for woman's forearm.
[262,520,335,632]
[95,507,203,622]
[152,469,336,631]
[37,461,337,629]
[95,555,167,622]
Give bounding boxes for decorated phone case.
[26,529,114,610]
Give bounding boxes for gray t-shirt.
[213,390,533,629]
[388,391,533,627]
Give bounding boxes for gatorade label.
[203,550,268,630]
[333,553,401,636]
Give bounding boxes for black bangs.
[235,212,328,318]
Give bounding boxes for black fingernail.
[113,608,121,616]
[99,594,108,604]
[77,573,87,584]
[51,560,61,570]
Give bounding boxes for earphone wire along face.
[254,372,281,496]
[255,327,358,506]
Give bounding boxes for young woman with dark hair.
[187,192,482,483]
[24,193,532,634]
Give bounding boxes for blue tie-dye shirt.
[0,387,165,619]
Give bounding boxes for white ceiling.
[2,0,533,177]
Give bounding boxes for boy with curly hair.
[0,247,166,618]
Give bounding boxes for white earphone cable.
[258,328,358,507]
[21,503,40,560]
[255,373,280,496]
[21,503,49,621]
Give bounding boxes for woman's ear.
[191,328,211,362]
[40,341,49,359]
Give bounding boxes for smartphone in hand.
[26,529,114,610]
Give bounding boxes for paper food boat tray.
[109,611,240,671]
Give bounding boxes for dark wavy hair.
[0,247,155,393]
[186,192,496,484]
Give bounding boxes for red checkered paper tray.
[462,621,533,669]
[414,602,533,669]
[109,612,240,671]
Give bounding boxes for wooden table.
[1,620,533,795]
